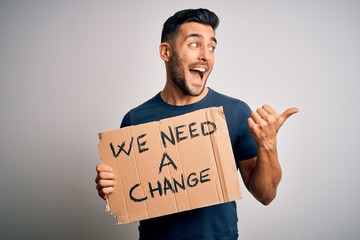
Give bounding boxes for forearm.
[246,105,298,205]
[248,143,282,205]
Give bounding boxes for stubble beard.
[168,51,208,97]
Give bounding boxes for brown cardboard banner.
[97,107,241,224]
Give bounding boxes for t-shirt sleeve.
[120,111,131,128]
[233,101,258,161]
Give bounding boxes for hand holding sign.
[96,163,115,200]
[248,105,299,145]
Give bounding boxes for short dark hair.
[161,8,220,43]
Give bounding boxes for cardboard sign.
[97,107,241,224]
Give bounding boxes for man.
[96,8,298,239]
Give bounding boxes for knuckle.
[96,164,103,172]
[98,172,106,179]
[98,179,106,187]
[98,171,109,179]
[258,120,267,128]
[99,179,115,188]
[101,187,114,197]
[267,115,275,122]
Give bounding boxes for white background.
[1,0,359,239]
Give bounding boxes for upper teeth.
[192,67,206,72]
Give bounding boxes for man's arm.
[239,105,298,205]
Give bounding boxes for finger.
[95,170,115,185]
[256,107,269,119]
[95,164,114,183]
[96,163,113,173]
[96,179,116,199]
[250,111,264,124]
[98,186,115,200]
[98,171,115,180]
[261,104,276,115]
[279,107,299,126]
[97,179,116,189]
[248,117,257,130]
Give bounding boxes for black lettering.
[137,134,149,153]
[189,122,199,138]
[173,174,185,192]
[129,183,147,202]
[143,168,212,200]
[159,152,178,174]
[163,177,174,195]
[175,124,187,142]
[201,121,217,136]
[200,168,211,183]
[160,126,175,148]
[110,137,134,157]
[149,181,163,198]
[187,172,199,187]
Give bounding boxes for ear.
[159,42,171,62]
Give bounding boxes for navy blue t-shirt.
[120,88,258,240]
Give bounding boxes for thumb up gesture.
[248,105,299,145]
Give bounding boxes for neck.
[160,86,209,106]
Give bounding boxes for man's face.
[168,22,217,96]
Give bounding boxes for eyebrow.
[186,33,217,44]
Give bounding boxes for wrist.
[257,140,277,152]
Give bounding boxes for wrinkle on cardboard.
[97,107,241,224]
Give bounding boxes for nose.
[199,46,210,62]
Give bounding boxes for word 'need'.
[110,121,217,158]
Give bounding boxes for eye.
[190,42,199,48]
[209,46,216,52]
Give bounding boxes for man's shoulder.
[130,94,161,112]
[121,93,162,127]
[208,88,251,111]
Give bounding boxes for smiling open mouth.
[189,67,206,80]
